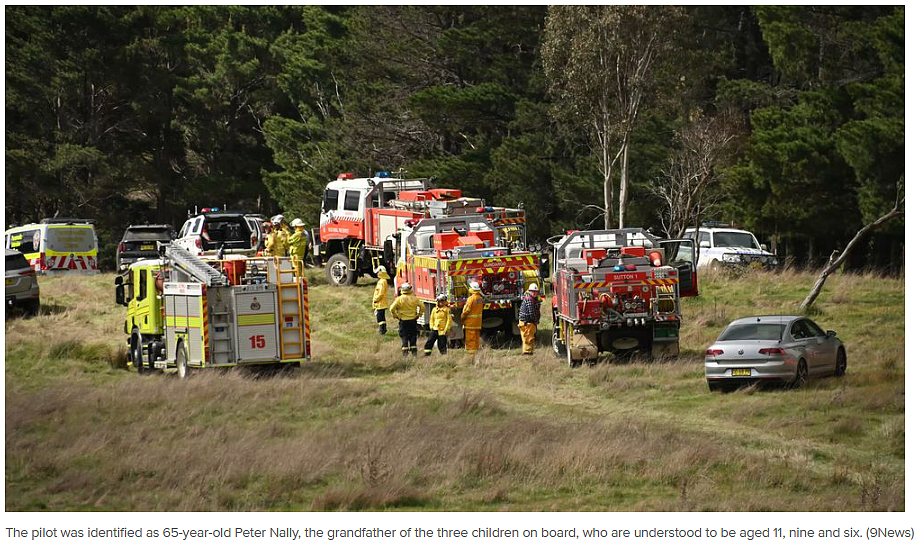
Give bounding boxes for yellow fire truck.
[115,243,310,377]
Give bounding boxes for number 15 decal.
[249,335,266,349]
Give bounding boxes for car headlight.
[723,253,741,263]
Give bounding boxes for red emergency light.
[337,172,354,180]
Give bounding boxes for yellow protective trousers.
[519,321,536,354]
[465,329,481,353]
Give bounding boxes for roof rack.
[40,218,96,225]
[701,221,732,228]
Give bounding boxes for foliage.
[4,6,903,270]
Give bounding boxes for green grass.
[5,268,905,511]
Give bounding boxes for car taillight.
[759,348,785,356]
[118,242,125,252]
[18,268,34,276]
[251,235,257,247]
[195,238,202,249]
[705,348,724,356]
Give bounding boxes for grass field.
[4,268,905,511]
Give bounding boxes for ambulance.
[5,218,100,274]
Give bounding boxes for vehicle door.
[789,319,822,369]
[803,319,836,372]
[660,239,698,297]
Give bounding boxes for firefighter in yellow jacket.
[424,294,452,356]
[265,214,289,257]
[372,265,390,335]
[389,282,421,356]
[288,218,308,276]
[461,280,485,353]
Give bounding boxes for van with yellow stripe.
[5,218,100,275]
[115,243,310,377]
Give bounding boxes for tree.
[800,180,903,310]
[652,111,739,239]
[542,5,682,229]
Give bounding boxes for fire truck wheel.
[551,322,566,358]
[325,253,356,286]
[176,341,190,379]
[132,330,150,375]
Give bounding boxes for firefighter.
[257,221,272,256]
[389,282,421,356]
[460,280,485,353]
[266,215,289,257]
[372,265,390,335]
[424,294,451,356]
[518,283,542,355]
[288,218,308,276]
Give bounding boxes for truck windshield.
[46,226,96,252]
[713,232,758,249]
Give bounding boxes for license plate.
[4,278,13,285]
[141,244,155,250]
[732,368,752,377]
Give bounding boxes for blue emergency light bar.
[375,171,392,178]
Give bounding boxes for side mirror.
[826,330,837,338]
[539,254,550,279]
[115,284,125,306]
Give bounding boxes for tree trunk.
[800,197,904,311]
[603,171,613,229]
[618,139,629,229]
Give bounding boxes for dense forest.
[5,6,904,270]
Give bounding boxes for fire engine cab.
[315,171,528,286]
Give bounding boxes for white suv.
[175,210,258,256]
[682,224,778,270]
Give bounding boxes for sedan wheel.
[834,348,847,377]
[792,359,808,388]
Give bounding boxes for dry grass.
[4,269,905,511]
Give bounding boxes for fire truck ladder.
[163,243,229,286]
[273,259,305,360]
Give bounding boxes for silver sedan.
[705,315,846,392]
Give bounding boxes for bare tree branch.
[800,178,905,310]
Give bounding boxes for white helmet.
[291,218,305,227]
[400,282,412,291]
[528,283,539,292]
[469,281,481,291]
[375,265,388,274]
[271,214,284,225]
[436,294,448,302]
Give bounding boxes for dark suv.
[117,224,175,268]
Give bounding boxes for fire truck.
[394,215,543,342]
[115,242,310,377]
[549,229,698,366]
[315,171,528,286]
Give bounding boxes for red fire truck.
[549,229,698,366]
[394,215,542,342]
[314,172,528,286]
